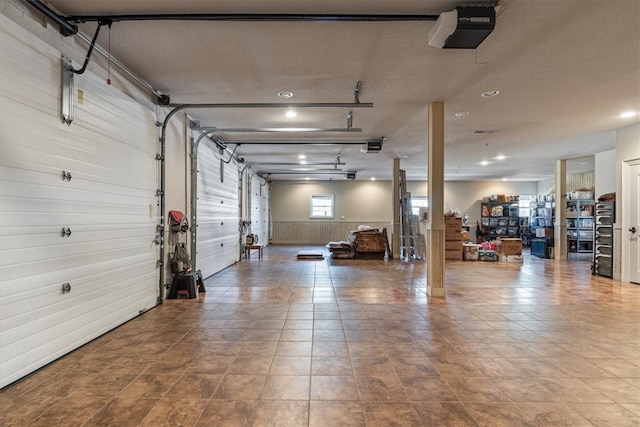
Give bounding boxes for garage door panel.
[196,139,240,278]
[0,17,159,387]
[1,255,155,304]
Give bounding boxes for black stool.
[168,272,198,299]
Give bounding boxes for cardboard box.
[461,231,471,242]
[445,241,462,251]
[498,238,522,255]
[500,254,524,263]
[445,249,463,260]
[478,249,498,262]
[535,228,554,238]
[444,217,462,233]
[566,211,577,218]
[462,243,481,261]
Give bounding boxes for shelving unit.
[480,200,520,241]
[529,198,554,234]
[593,201,615,278]
[566,199,594,254]
[529,196,555,258]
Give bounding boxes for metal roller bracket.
[61,55,74,125]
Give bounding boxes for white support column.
[555,159,568,260]
[427,102,445,297]
[391,158,401,259]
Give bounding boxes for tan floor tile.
[228,356,273,375]
[196,399,258,426]
[361,401,423,427]
[252,400,309,427]
[310,376,359,400]
[139,398,208,427]
[213,375,267,400]
[167,374,223,399]
[263,375,310,400]
[3,246,640,425]
[270,356,311,375]
[84,397,158,427]
[354,374,410,402]
[516,402,593,426]
[570,403,640,427]
[117,374,182,400]
[445,376,509,402]
[413,401,478,426]
[309,401,365,427]
[466,402,537,427]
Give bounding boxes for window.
[411,197,429,216]
[310,194,334,218]
[519,195,532,217]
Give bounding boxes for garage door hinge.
[155,153,164,160]
[156,224,165,233]
[156,189,164,196]
[157,260,163,268]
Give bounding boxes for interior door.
[629,162,640,284]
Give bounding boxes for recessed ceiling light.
[370,177,376,181]
[277,91,293,98]
[305,177,310,180]
[620,111,637,119]
[502,178,507,181]
[285,110,297,118]
[495,155,506,160]
[300,160,307,164]
[480,160,490,166]
[298,154,306,159]
[454,112,469,118]
[481,90,500,97]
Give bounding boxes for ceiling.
[24,0,640,181]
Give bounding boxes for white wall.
[271,179,538,240]
[271,180,391,222]
[595,149,616,198]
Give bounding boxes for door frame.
[621,158,640,283]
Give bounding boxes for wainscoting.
[271,221,389,244]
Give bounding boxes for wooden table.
[244,244,263,260]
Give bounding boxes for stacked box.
[497,237,522,256]
[444,217,462,260]
[478,249,498,262]
[462,243,481,261]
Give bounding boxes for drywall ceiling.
[17,0,640,181]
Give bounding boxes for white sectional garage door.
[196,138,240,278]
[251,174,270,245]
[0,17,159,388]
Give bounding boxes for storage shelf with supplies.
[566,199,594,254]
[592,201,614,278]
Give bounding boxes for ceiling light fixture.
[481,90,500,97]
[480,160,490,166]
[285,110,297,118]
[495,154,506,160]
[300,160,307,164]
[620,111,637,119]
[298,154,306,159]
[277,91,293,98]
[454,112,469,118]
[371,177,376,181]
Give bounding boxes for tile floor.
[1,245,640,426]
